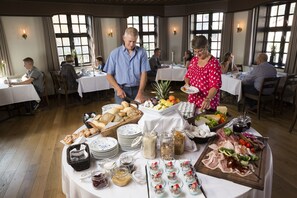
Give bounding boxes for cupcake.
[184,170,195,183]
[170,183,182,197]
[154,184,165,197]
[165,161,174,171]
[149,161,159,173]
[152,171,163,183]
[167,171,177,183]
[180,160,191,171]
[188,181,199,195]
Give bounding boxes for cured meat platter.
[194,130,268,190]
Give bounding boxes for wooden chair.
[55,74,78,108]
[279,74,297,114]
[243,77,280,120]
[289,90,297,133]
[237,64,243,72]
[41,71,49,106]
[49,71,60,98]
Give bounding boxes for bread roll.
[84,130,91,137]
[94,114,102,121]
[100,112,115,125]
[113,113,124,122]
[89,120,106,130]
[118,112,126,117]
[121,101,129,108]
[90,128,98,135]
[64,135,73,145]
[114,104,124,110]
[108,107,120,115]
[121,107,133,113]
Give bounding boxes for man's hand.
[135,92,146,103]
[116,88,126,99]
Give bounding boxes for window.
[52,14,91,65]
[127,16,157,58]
[263,2,295,68]
[191,12,224,59]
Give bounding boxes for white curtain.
[0,17,12,75]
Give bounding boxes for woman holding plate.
[184,35,222,110]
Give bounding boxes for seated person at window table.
[221,52,239,74]
[95,56,105,71]
[241,53,277,106]
[183,50,193,68]
[184,35,222,111]
[60,54,81,90]
[10,57,44,96]
[148,48,161,76]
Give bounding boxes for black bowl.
[83,112,96,128]
[190,135,216,144]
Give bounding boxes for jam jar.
[91,171,109,189]
[111,167,132,187]
[160,132,175,160]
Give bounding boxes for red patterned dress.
[184,56,222,109]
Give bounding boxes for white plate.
[180,86,199,94]
[117,124,142,137]
[89,137,118,152]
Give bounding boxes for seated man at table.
[10,57,44,96]
[241,53,277,107]
[60,54,81,90]
[148,48,161,80]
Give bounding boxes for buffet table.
[77,72,112,97]
[0,77,40,106]
[155,65,187,82]
[61,126,273,198]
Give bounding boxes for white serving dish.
[139,103,180,115]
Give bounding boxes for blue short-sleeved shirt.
[104,45,151,87]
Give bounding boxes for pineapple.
[152,80,171,100]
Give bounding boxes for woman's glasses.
[193,47,207,54]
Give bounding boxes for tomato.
[246,143,251,148]
[239,139,246,146]
[251,148,255,153]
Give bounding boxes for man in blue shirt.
[104,27,151,104]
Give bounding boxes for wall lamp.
[108,29,113,37]
[237,24,242,33]
[22,29,27,39]
[173,28,177,35]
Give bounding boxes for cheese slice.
[217,106,228,114]
[205,114,221,122]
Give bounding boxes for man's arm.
[135,72,147,103]
[106,74,126,99]
[11,77,34,85]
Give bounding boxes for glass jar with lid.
[111,166,132,187]
[173,129,185,155]
[160,132,175,160]
[141,131,157,159]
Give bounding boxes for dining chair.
[56,74,78,108]
[278,74,297,114]
[237,64,243,72]
[49,70,60,98]
[243,77,280,120]
[289,90,297,133]
[41,71,49,106]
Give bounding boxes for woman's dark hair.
[96,56,104,63]
[192,35,208,49]
[185,50,193,61]
[223,52,232,63]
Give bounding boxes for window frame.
[52,14,91,66]
[127,16,157,58]
[191,12,224,59]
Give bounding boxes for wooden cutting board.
[194,136,268,190]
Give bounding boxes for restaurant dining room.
[1,0,297,198]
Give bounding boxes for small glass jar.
[173,130,185,155]
[233,116,248,133]
[160,132,175,160]
[111,167,132,187]
[142,131,157,159]
[119,155,135,173]
[91,171,109,189]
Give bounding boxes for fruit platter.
[194,127,268,190]
[140,81,181,115]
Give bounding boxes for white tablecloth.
[0,77,40,106]
[221,74,243,102]
[77,72,112,97]
[61,125,272,198]
[155,66,187,81]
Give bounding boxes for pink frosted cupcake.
[184,170,195,183]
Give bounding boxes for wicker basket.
[100,106,143,139]
[67,143,91,171]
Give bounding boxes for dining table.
[61,123,273,198]
[0,77,40,107]
[155,64,187,82]
[76,71,112,98]
[220,73,243,102]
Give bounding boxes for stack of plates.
[117,124,142,151]
[89,137,119,159]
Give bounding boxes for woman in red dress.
[184,35,222,111]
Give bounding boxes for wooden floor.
[0,84,297,198]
